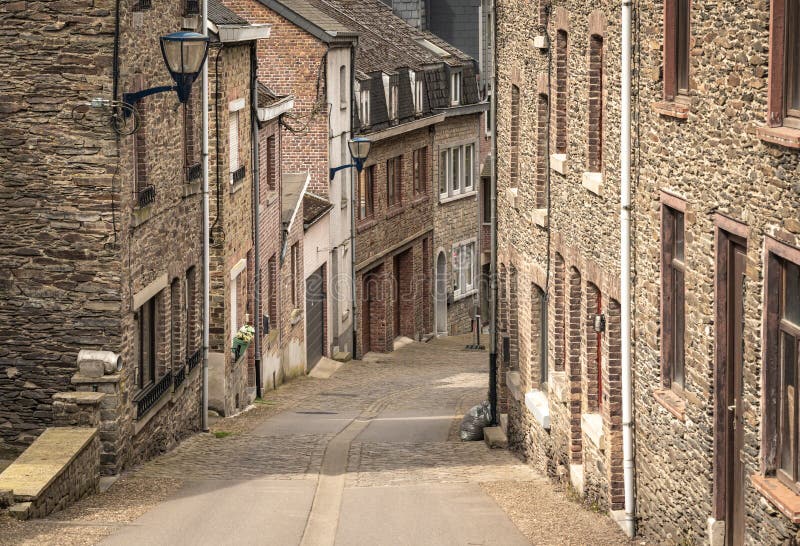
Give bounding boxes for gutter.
[488,0,498,427]
[217,24,271,43]
[619,0,636,537]
[201,0,210,431]
[434,101,490,118]
[250,41,263,399]
[361,113,446,142]
[258,97,294,123]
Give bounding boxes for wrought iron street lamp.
[329,137,372,179]
[122,31,209,114]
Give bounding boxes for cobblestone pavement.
[0,335,630,545]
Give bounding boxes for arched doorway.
[436,251,447,335]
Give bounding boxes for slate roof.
[302,193,333,229]
[208,0,249,26]
[282,172,310,227]
[258,81,288,108]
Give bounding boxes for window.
[133,77,148,196]
[588,35,604,172]
[170,279,181,370]
[450,70,462,106]
[414,73,424,113]
[387,156,402,207]
[787,0,800,125]
[266,135,276,191]
[413,147,427,194]
[439,144,475,198]
[464,144,473,190]
[766,248,800,490]
[184,92,200,182]
[664,0,690,100]
[485,93,492,136]
[510,85,520,186]
[229,109,240,178]
[661,204,685,389]
[359,86,370,126]
[555,30,568,154]
[291,244,299,307]
[358,165,375,219]
[482,177,491,224]
[138,295,157,388]
[389,81,399,120]
[339,65,347,109]
[231,264,243,342]
[532,284,548,388]
[453,241,476,296]
[267,254,277,326]
[587,283,602,411]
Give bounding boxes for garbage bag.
[459,401,492,441]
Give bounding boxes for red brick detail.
[553,254,566,372]
[510,85,520,187]
[587,35,603,173]
[603,299,624,510]
[555,30,568,155]
[535,92,548,208]
[585,283,601,413]
[568,267,582,464]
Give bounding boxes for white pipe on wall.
[620,0,635,538]
[201,0,210,431]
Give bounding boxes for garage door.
[305,266,326,370]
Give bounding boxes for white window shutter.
[229,111,239,173]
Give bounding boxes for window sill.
[653,388,686,422]
[531,208,548,228]
[548,370,569,403]
[410,194,429,207]
[525,390,551,430]
[386,205,406,220]
[356,218,377,234]
[582,172,603,197]
[751,475,800,523]
[756,125,800,149]
[453,288,477,302]
[229,179,245,195]
[132,203,155,228]
[652,100,690,120]
[582,413,605,450]
[439,190,477,205]
[550,154,567,175]
[183,181,202,198]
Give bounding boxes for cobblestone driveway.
[0,336,630,545]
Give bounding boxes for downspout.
[488,0,498,426]
[201,0,210,431]
[350,43,358,359]
[250,41,262,399]
[620,0,636,537]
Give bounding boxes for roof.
[259,0,358,43]
[303,193,333,229]
[258,82,287,108]
[208,0,248,25]
[282,172,311,229]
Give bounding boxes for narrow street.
[0,336,628,545]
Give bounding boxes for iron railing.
[135,371,172,419]
[187,348,201,373]
[173,365,187,390]
[186,163,202,183]
[132,0,151,11]
[184,0,199,14]
[231,165,246,184]
[137,185,156,208]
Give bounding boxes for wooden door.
[722,236,747,546]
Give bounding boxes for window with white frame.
[414,72,424,114]
[389,81,399,120]
[230,259,246,342]
[439,143,476,199]
[339,65,347,109]
[452,241,476,297]
[229,98,245,184]
[359,86,370,126]
[450,70,462,106]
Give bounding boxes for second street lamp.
[329,137,372,179]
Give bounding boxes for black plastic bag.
[459,401,492,441]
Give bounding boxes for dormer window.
[389,81,399,120]
[450,70,462,106]
[414,73,424,114]
[359,85,370,126]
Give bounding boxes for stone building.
[205,1,271,416]
[494,0,800,544]
[0,0,207,470]
[221,0,358,369]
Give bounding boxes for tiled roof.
[257,81,287,108]
[303,193,333,228]
[208,0,249,26]
[260,0,358,41]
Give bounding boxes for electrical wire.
[540,3,553,303]
[210,44,224,241]
[280,52,328,134]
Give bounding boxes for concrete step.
[483,426,508,449]
[332,351,351,363]
[308,357,343,379]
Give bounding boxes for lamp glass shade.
[160,32,209,76]
[348,138,372,161]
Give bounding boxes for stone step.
[499,413,508,435]
[332,351,351,363]
[483,426,508,449]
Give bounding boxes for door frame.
[712,214,749,544]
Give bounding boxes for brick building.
[221,0,358,369]
[494,0,800,543]
[0,0,208,470]
[205,1,271,416]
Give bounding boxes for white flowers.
[234,324,255,343]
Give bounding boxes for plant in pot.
[231,324,255,360]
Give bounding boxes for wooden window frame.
[413,147,427,195]
[661,198,687,391]
[450,70,462,106]
[358,165,375,220]
[387,156,402,207]
[767,0,800,129]
[138,296,157,389]
[663,0,691,101]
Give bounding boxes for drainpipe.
[250,42,262,399]
[201,0,210,431]
[350,43,357,359]
[488,0,498,426]
[620,0,636,537]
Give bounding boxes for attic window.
[414,72,424,114]
[451,71,462,106]
[389,81,399,120]
[359,86,370,126]
[417,38,451,58]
